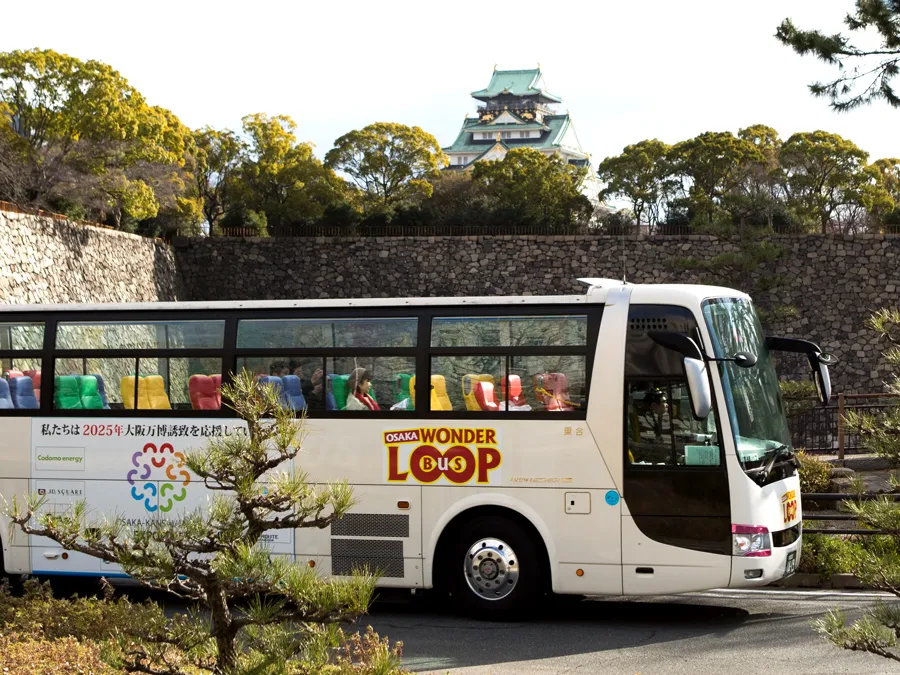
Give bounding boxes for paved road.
[361,588,900,674]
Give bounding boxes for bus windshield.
[701,297,792,476]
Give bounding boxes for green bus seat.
[54,375,84,410]
[79,375,104,409]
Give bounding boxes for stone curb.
[772,572,866,589]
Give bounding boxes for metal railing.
[802,492,900,535]
[179,222,704,239]
[787,393,900,459]
[0,199,111,230]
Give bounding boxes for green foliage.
[0,579,406,674]
[0,631,116,674]
[780,131,890,234]
[796,450,833,494]
[325,122,447,214]
[6,373,380,674]
[597,139,671,232]
[0,48,193,229]
[780,380,818,419]
[844,309,900,464]
[238,113,350,229]
[471,148,593,229]
[194,127,246,230]
[813,306,900,661]
[776,2,900,111]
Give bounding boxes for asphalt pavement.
[361,588,900,674]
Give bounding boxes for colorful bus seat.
[393,373,413,408]
[24,369,41,403]
[144,376,171,410]
[431,375,453,411]
[282,375,307,411]
[258,375,290,409]
[189,375,219,410]
[462,374,495,411]
[90,374,110,409]
[9,376,39,409]
[211,374,222,408]
[0,379,13,410]
[325,375,338,411]
[78,375,105,410]
[55,375,84,410]
[535,373,575,411]
[121,376,150,410]
[473,380,499,412]
[501,375,527,408]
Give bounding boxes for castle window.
[520,131,530,138]
[501,131,511,139]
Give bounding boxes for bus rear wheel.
[446,515,544,618]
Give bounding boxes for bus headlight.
[732,524,771,557]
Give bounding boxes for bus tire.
[446,514,545,618]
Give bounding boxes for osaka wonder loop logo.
[127,442,191,512]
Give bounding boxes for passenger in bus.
[270,362,291,377]
[291,364,325,408]
[345,367,380,411]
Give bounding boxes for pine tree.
[8,372,378,674]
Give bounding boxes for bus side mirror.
[814,358,832,406]
[684,357,712,420]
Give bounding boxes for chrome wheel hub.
[463,537,519,600]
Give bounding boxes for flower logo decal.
[127,442,191,513]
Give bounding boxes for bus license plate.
[784,551,797,577]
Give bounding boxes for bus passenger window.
[512,355,586,412]
[328,357,415,412]
[141,358,223,411]
[430,356,502,412]
[53,357,135,410]
[626,381,719,467]
[238,356,326,412]
[2,359,42,410]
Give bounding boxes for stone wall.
[0,209,183,305]
[174,234,900,394]
[2,207,898,394]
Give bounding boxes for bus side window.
[626,380,719,467]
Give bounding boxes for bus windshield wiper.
[746,444,797,485]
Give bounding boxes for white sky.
[5,0,899,164]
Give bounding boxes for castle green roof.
[443,114,574,154]
[470,68,562,103]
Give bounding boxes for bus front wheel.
[446,514,544,617]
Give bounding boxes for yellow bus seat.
[462,374,494,410]
[121,375,150,410]
[144,375,171,410]
[431,375,453,411]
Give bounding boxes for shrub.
[797,449,832,494]
[0,631,114,674]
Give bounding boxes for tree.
[666,131,766,226]
[776,1,900,111]
[0,49,193,229]
[239,113,349,229]
[194,127,246,230]
[816,308,900,661]
[871,157,900,230]
[778,130,887,233]
[597,139,672,233]
[325,122,447,214]
[470,148,593,230]
[7,372,376,674]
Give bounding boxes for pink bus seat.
[189,374,220,410]
[501,375,527,407]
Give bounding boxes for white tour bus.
[0,280,833,614]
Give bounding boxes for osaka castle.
[443,67,594,172]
